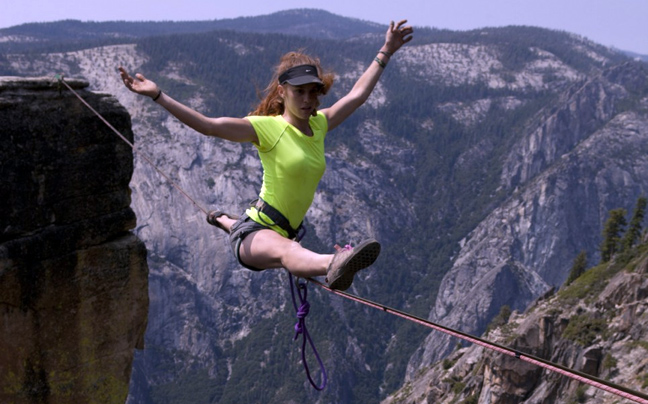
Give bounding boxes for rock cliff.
[383,240,648,404]
[406,62,648,377]
[3,16,647,404]
[0,77,148,404]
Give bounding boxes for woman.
[119,20,413,291]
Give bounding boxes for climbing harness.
[252,197,304,240]
[57,75,648,402]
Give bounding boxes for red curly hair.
[251,50,335,116]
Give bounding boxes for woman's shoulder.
[246,115,287,149]
[246,114,286,132]
[310,111,328,134]
[246,114,282,123]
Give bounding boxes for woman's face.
[280,83,322,121]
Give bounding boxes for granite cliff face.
[0,77,148,403]
[3,15,648,404]
[406,62,648,377]
[383,242,648,404]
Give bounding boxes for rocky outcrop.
[383,244,648,404]
[0,77,148,404]
[3,21,646,404]
[501,62,644,190]
[405,63,648,378]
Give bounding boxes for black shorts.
[228,213,271,271]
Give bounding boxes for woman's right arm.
[118,67,257,143]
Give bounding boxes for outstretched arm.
[321,20,413,131]
[118,67,257,143]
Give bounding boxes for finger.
[395,19,408,29]
[120,73,132,85]
[135,73,146,82]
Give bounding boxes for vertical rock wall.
[0,77,148,404]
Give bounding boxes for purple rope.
[289,274,328,390]
[287,226,327,390]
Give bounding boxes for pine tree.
[600,208,627,263]
[622,196,647,251]
[566,250,587,285]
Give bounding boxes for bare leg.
[211,212,377,289]
[214,214,237,233]
[238,229,333,278]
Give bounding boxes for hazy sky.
[2,0,647,54]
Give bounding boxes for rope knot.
[296,301,310,319]
[294,301,310,339]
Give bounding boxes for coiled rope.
[289,273,328,390]
[57,75,648,403]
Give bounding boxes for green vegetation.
[561,313,608,346]
[600,208,627,263]
[573,385,588,403]
[559,262,618,302]
[4,15,644,404]
[598,196,648,265]
[463,393,479,404]
[622,196,647,251]
[563,197,648,297]
[565,251,587,286]
[602,353,617,370]
[443,374,467,395]
[641,373,648,389]
[627,340,648,351]
[485,305,512,335]
[443,358,456,370]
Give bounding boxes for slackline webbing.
[57,75,648,403]
[57,75,208,216]
[306,277,648,404]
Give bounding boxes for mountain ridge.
[2,10,647,403]
[384,231,648,404]
[0,8,382,53]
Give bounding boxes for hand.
[383,20,414,54]
[118,66,159,98]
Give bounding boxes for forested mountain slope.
[385,219,648,404]
[2,10,647,403]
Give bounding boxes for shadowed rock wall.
[0,77,148,404]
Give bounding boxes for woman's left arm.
[322,20,413,131]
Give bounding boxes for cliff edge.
[0,76,148,403]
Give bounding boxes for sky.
[1,0,647,55]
